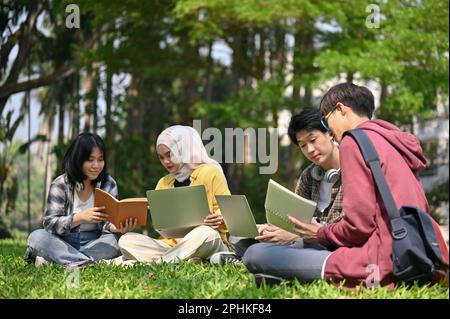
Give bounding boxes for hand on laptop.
[255,224,299,244]
[203,213,223,229]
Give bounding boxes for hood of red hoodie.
[355,119,427,173]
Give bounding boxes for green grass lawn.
[0,238,448,299]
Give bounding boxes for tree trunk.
[292,23,302,106]
[126,75,141,139]
[105,66,113,142]
[346,72,354,83]
[204,41,214,103]
[275,23,286,80]
[229,31,239,92]
[257,28,266,80]
[42,121,53,213]
[92,71,99,134]
[57,91,65,145]
[303,86,312,107]
[27,73,32,233]
[83,66,96,132]
[182,82,195,125]
[71,73,80,139]
[293,17,315,110]
[105,65,115,174]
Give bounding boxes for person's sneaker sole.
[210,252,242,265]
[187,257,204,264]
[254,273,284,288]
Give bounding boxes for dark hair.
[319,82,375,119]
[62,133,109,187]
[288,107,327,145]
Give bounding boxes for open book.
[264,179,317,234]
[146,185,210,238]
[94,188,148,228]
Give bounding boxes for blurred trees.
[0,0,448,232]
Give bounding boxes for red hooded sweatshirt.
[317,119,448,288]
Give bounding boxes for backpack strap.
[343,129,407,239]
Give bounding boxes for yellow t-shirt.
[155,164,231,250]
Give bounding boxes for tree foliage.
[1,0,448,231]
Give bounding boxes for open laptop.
[215,195,259,238]
[146,185,210,238]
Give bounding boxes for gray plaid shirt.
[43,174,118,236]
[295,163,344,224]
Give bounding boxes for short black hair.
[288,107,327,145]
[62,133,109,187]
[319,82,375,119]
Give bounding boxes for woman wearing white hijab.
[118,126,231,263]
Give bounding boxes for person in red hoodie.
[243,82,448,288]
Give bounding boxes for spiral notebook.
[264,179,317,234]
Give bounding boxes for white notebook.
[264,179,317,234]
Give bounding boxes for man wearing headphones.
[211,108,344,266]
[238,107,345,285]
[254,107,344,245]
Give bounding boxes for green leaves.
[377,88,426,124]
[193,78,286,128]
[315,0,448,124]
[18,134,47,155]
[0,111,25,143]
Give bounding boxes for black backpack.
[344,129,449,285]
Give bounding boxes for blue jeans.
[27,229,121,265]
[242,241,331,283]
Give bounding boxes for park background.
[0,1,448,249]
[1,0,449,300]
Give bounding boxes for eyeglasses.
[320,106,337,131]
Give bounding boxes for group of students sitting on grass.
[24,82,449,288]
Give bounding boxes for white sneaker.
[34,256,49,268]
[187,257,204,264]
[101,255,137,267]
[210,252,242,265]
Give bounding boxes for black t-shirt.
[174,178,191,188]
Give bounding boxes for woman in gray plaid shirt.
[24,133,136,267]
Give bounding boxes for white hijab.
[156,125,223,182]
